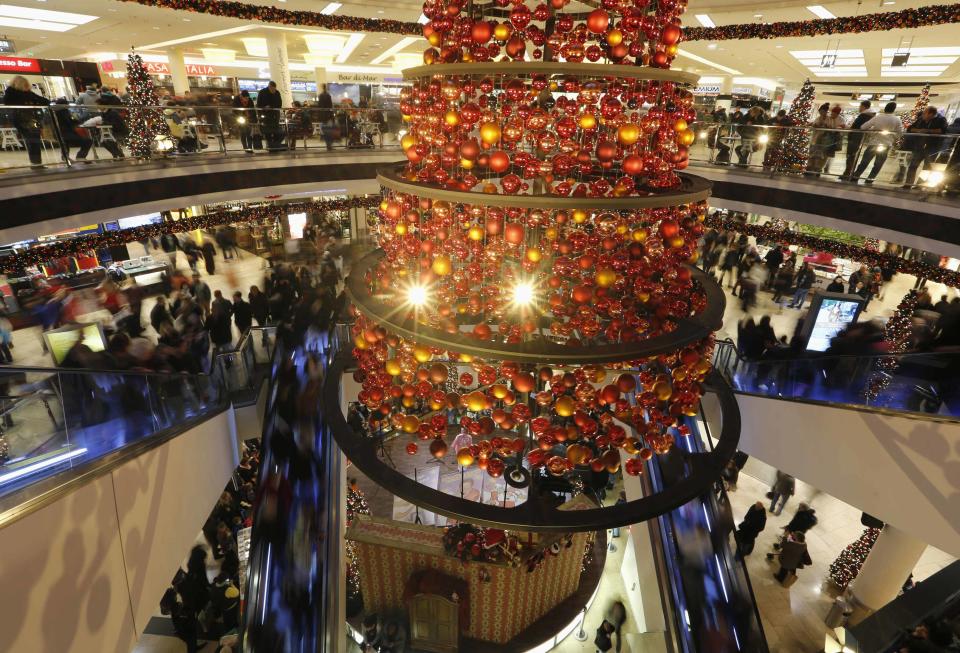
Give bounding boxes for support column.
[314,66,328,99]
[265,31,293,107]
[167,48,190,96]
[848,524,926,625]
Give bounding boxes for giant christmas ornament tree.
[829,527,881,589]
[330,0,741,531]
[903,83,931,128]
[125,50,168,158]
[769,79,816,173]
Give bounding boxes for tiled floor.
[726,458,955,653]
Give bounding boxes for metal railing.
[0,103,402,171]
[689,120,960,194]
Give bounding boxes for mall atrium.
[0,0,959,652]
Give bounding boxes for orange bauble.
[488,150,510,173]
[480,122,501,145]
[586,8,609,33]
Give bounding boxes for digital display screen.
[44,323,107,365]
[117,214,162,230]
[806,299,862,352]
[287,212,307,239]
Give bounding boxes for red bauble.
[661,24,682,45]
[429,438,449,459]
[471,21,493,43]
[406,442,419,455]
[504,222,525,244]
[487,458,505,477]
[512,373,536,393]
[489,150,511,173]
[586,8,610,33]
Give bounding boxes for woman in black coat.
[736,501,767,555]
[3,76,49,166]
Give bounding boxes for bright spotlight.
[758,133,769,144]
[512,281,535,306]
[406,284,428,306]
[698,130,708,139]
[876,145,886,152]
[237,116,247,125]
[922,170,945,188]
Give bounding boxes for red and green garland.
[684,3,960,41]
[705,214,960,290]
[443,523,489,562]
[115,0,960,41]
[1,196,380,274]
[865,290,920,401]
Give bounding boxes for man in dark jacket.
[784,503,818,535]
[249,285,269,325]
[256,80,284,150]
[3,76,50,166]
[841,100,875,180]
[789,262,817,309]
[232,291,252,334]
[736,501,767,555]
[150,295,172,333]
[764,246,785,289]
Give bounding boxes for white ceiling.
[0,0,957,91]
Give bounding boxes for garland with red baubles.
[0,196,379,274]
[705,214,960,290]
[115,0,960,43]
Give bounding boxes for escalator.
[645,408,768,653]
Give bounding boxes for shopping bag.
[781,572,799,588]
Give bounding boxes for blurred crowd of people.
[161,442,261,653]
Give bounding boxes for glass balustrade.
[712,340,960,417]
[0,364,228,504]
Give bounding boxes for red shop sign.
[0,57,40,74]
[144,62,170,74]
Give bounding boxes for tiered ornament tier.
[327,59,740,531]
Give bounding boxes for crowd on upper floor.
[1,75,393,166]
[706,99,960,192]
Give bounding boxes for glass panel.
[0,366,225,501]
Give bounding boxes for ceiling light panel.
[303,33,346,53]
[0,4,96,25]
[319,2,342,15]
[200,48,236,63]
[242,37,268,57]
[806,5,836,19]
[881,47,960,56]
[694,14,715,27]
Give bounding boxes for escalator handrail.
[713,338,960,365]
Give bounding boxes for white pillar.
[848,524,926,624]
[314,67,328,98]
[167,48,190,96]
[265,31,292,107]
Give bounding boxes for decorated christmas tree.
[902,83,931,128]
[829,527,881,588]
[865,290,919,401]
[768,79,816,173]
[346,480,370,601]
[125,50,168,158]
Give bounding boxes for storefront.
[0,56,101,100]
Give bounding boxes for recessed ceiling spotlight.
[707,43,717,49]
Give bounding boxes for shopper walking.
[789,262,816,309]
[806,104,845,176]
[840,100,875,181]
[3,76,50,167]
[736,501,767,555]
[249,286,269,326]
[232,291,252,335]
[256,81,284,151]
[850,101,903,184]
[774,531,812,585]
[784,503,818,535]
[903,106,949,189]
[232,90,258,152]
[768,470,795,515]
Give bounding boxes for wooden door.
[409,593,459,652]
